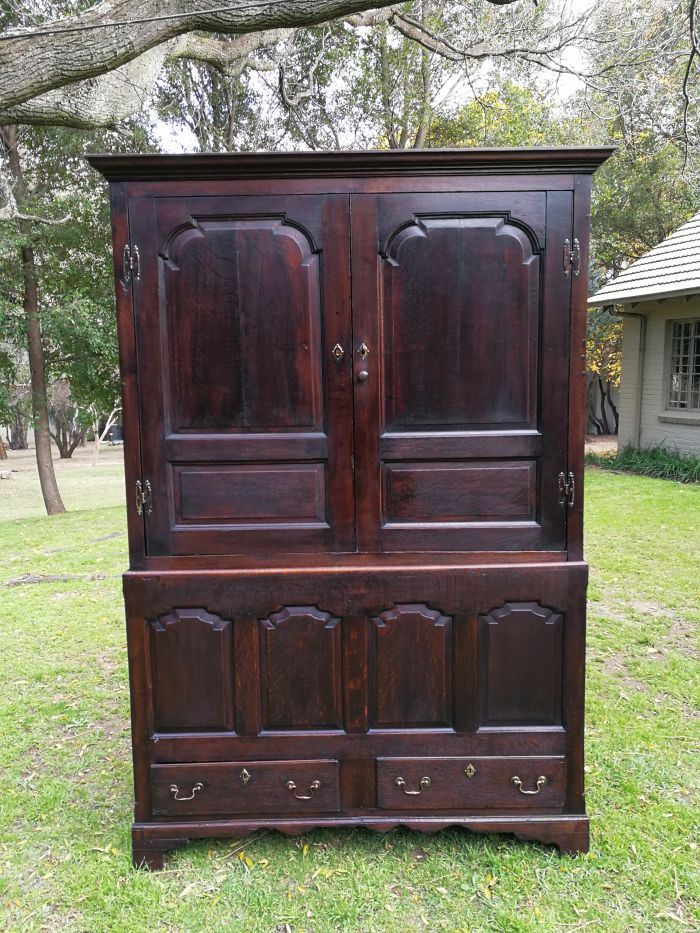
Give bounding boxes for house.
[588,211,700,456]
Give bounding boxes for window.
[668,319,700,410]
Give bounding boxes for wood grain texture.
[478,602,563,727]
[376,756,566,810]
[151,759,340,816]
[259,607,343,731]
[148,608,234,732]
[370,604,453,729]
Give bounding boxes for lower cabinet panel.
[377,756,566,810]
[151,759,340,816]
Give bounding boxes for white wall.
[619,295,700,455]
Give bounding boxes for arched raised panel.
[381,214,540,430]
[370,603,453,729]
[148,608,234,732]
[259,606,343,730]
[162,215,322,432]
[478,601,563,727]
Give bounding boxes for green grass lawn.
[0,468,698,931]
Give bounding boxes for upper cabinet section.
[90,148,613,563]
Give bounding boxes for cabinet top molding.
[87,146,614,182]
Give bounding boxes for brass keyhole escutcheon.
[358,342,370,359]
[239,768,251,785]
[464,763,476,779]
[332,343,344,362]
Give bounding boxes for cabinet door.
[129,194,354,556]
[350,191,572,552]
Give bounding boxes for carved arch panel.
[162,215,322,432]
[148,608,234,732]
[259,606,343,730]
[381,214,540,430]
[478,601,563,727]
[369,603,453,729]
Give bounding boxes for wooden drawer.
[377,756,566,810]
[151,760,339,816]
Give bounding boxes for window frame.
[665,317,700,412]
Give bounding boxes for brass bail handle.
[511,775,547,795]
[169,781,204,801]
[286,779,321,800]
[395,776,431,796]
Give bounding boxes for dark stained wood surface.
[92,148,612,867]
[129,193,354,557]
[151,759,340,816]
[88,146,615,181]
[376,756,566,810]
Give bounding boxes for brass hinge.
[135,478,152,516]
[562,237,580,277]
[121,242,140,288]
[558,471,575,508]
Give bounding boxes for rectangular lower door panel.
[151,759,340,816]
[377,756,566,810]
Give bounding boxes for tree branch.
[0,0,519,113]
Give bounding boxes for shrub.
[585,443,700,483]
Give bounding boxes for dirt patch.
[666,617,699,657]
[601,656,648,692]
[6,572,110,586]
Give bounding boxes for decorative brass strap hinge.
[121,242,140,288]
[562,237,581,277]
[558,471,575,508]
[135,478,152,516]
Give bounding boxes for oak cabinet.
[89,147,612,869]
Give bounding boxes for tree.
[0,121,119,512]
[0,0,620,136]
[586,308,622,435]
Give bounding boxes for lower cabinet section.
[151,759,340,816]
[124,562,588,866]
[376,756,566,810]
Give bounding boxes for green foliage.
[0,346,16,426]
[590,138,696,285]
[0,126,120,418]
[586,443,700,483]
[587,308,622,389]
[428,82,585,148]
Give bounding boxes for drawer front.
[151,759,339,816]
[377,756,566,810]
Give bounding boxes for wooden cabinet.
[89,147,612,869]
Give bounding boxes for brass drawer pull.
[395,776,431,796]
[169,781,203,801]
[511,775,547,795]
[286,779,321,800]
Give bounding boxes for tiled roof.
[588,211,700,305]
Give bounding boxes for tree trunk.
[3,124,66,514]
[11,407,28,449]
[0,437,7,459]
[597,376,612,435]
[606,381,620,433]
[413,0,432,149]
[24,243,65,512]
